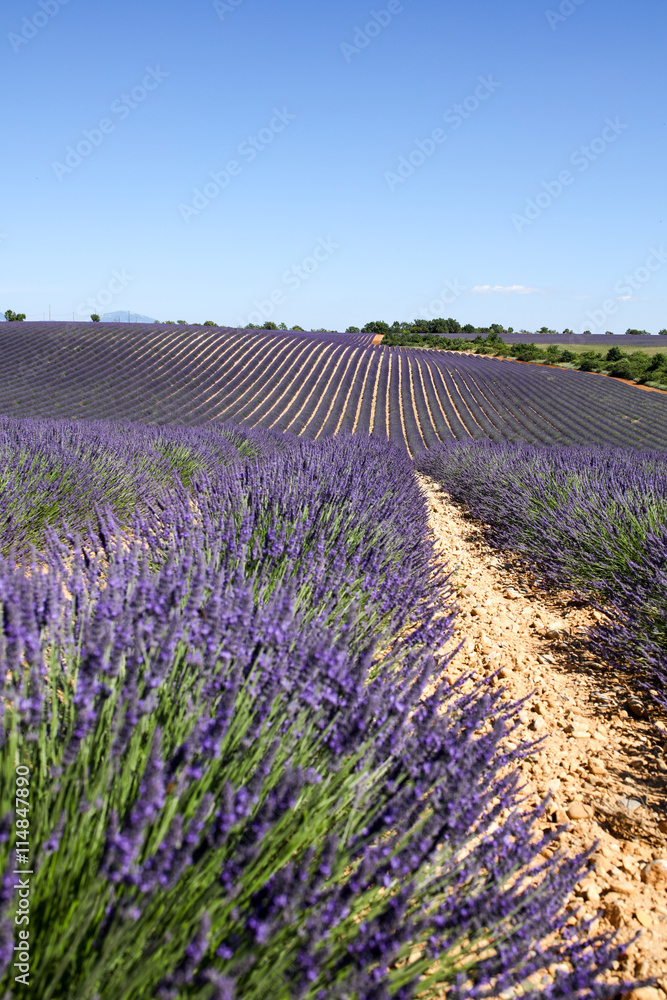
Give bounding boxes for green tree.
[177,320,188,325]
[658,329,667,336]
[578,350,603,372]
[361,320,390,335]
[262,321,278,330]
[606,346,623,362]
[4,309,26,321]
[90,314,101,322]
[625,328,649,336]
[203,320,216,327]
[346,326,360,333]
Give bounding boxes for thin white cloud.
[471,284,545,295]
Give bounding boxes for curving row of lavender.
[1,324,666,455]
[0,420,623,998]
[416,440,667,711]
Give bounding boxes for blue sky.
[2,0,666,333]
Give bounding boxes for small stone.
[658,820,667,835]
[585,884,601,903]
[609,880,634,895]
[622,989,663,1000]
[471,606,483,617]
[546,627,562,640]
[588,759,606,775]
[504,588,521,600]
[634,908,653,928]
[617,796,643,813]
[531,716,547,732]
[604,902,625,928]
[641,859,667,887]
[627,698,647,719]
[565,721,589,735]
[567,801,590,820]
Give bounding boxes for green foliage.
[4,310,26,322]
[510,343,544,362]
[361,320,391,335]
[90,314,101,323]
[577,350,603,372]
[625,328,649,336]
[345,326,360,333]
[203,320,216,327]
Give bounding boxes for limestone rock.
[641,860,667,887]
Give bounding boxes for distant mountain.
[101,311,159,323]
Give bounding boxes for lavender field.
[1,323,667,455]
[0,325,664,998]
[0,418,626,998]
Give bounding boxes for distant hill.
[101,311,159,323]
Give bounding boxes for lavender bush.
[0,423,623,998]
[415,439,667,706]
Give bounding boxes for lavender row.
[415,439,667,708]
[0,423,624,997]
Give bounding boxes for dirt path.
[420,474,667,996]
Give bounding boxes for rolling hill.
[1,322,666,455]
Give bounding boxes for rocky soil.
[421,474,667,1000]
